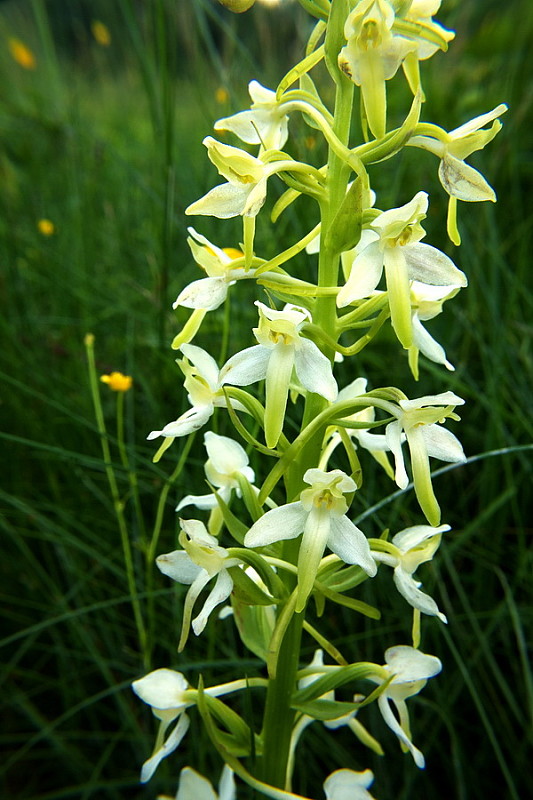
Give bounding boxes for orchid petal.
[173,277,228,311]
[156,551,203,585]
[337,240,383,307]
[244,502,306,548]
[220,345,270,386]
[328,515,377,576]
[295,338,338,401]
[405,242,467,287]
[192,569,234,635]
[140,713,190,783]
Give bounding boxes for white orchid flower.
[385,391,466,525]
[338,0,416,138]
[156,518,241,650]
[373,524,449,621]
[337,192,467,349]
[322,377,396,479]
[220,302,337,448]
[132,668,192,782]
[245,468,376,612]
[409,104,507,242]
[323,768,377,800]
[173,227,280,322]
[397,0,455,61]
[369,645,442,768]
[176,431,255,512]
[173,228,245,312]
[408,281,461,377]
[214,80,289,151]
[186,137,269,219]
[174,765,235,800]
[289,650,383,772]
[147,344,244,460]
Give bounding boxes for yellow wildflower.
[91,20,111,47]
[9,38,36,70]
[215,86,229,104]
[37,219,55,236]
[100,372,133,392]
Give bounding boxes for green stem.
[259,40,355,790]
[84,335,148,668]
[145,433,195,663]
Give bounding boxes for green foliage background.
[0,1,531,798]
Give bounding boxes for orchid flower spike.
[337,192,467,350]
[131,668,192,782]
[369,645,442,768]
[245,468,376,612]
[220,302,337,448]
[156,518,242,651]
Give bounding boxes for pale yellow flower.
[215,86,229,104]
[91,21,111,47]
[9,38,36,70]
[100,372,133,392]
[37,219,55,236]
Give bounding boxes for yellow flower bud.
[9,38,36,70]
[216,0,256,13]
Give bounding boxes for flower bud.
[216,0,256,12]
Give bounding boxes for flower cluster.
[132,1,504,798]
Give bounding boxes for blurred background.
[0,1,531,798]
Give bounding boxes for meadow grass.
[0,1,531,798]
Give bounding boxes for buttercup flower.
[132,668,192,782]
[176,431,255,512]
[385,391,466,524]
[214,80,289,151]
[100,371,132,392]
[245,468,376,611]
[369,645,442,768]
[372,524,449,621]
[37,218,55,236]
[9,38,36,69]
[156,518,241,650]
[337,192,467,349]
[220,302,337,448]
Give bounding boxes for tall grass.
[0,0,531,798]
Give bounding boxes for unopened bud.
[216,0,256,12]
